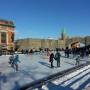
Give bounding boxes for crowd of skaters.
[8,48,62,70]
[7,45,90,70]
[64,46,90,65]
[49,47,90,68]
[65,46,90,58]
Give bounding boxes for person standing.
[54,49,61,67]
[49,51,54,68]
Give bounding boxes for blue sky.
[0,0,90,39]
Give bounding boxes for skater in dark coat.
[9,54,14,67]
[54,50,61,67]
[49,51,54,68]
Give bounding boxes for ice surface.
[42,65,90,90]
[0,52,90,90]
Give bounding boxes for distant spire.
[61,27,66,35]
[61,28,67,40]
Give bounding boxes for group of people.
[49,49,82,68]
[65,47,90,58]
[49,49,61,68]
[8,47,88,70]
[9,53,20,71]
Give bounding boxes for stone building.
[0,19,15,50]
[15,30,66,51]
[15,31,90,51]
[15,38,66,51]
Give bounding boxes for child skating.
[14,54,20,71]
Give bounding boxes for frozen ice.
[0,52,90,90]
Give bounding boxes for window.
[1,32,6,43]
[11,33,14,42]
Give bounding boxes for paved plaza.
[0,52,90,90]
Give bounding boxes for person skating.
[14,54,20,71]
[75,55,80,66]
[49,51,54,68]
[54,49,61,67]
[9,53,14,67]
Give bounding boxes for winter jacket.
[14,54,20,64]
[49,53,54,62]
[54,52,61,61]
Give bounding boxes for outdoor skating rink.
[0,52,90,90]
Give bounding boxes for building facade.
[0,19,15,50]
[15,34,90,51]
[15,30,66,51]
[15,38,66,51]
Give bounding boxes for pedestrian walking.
[54,49,61,67]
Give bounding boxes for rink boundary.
[20,62,90,90]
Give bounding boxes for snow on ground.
[0,52,90,90]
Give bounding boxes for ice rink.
[0,52,90,90]
[41,64,90,90]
